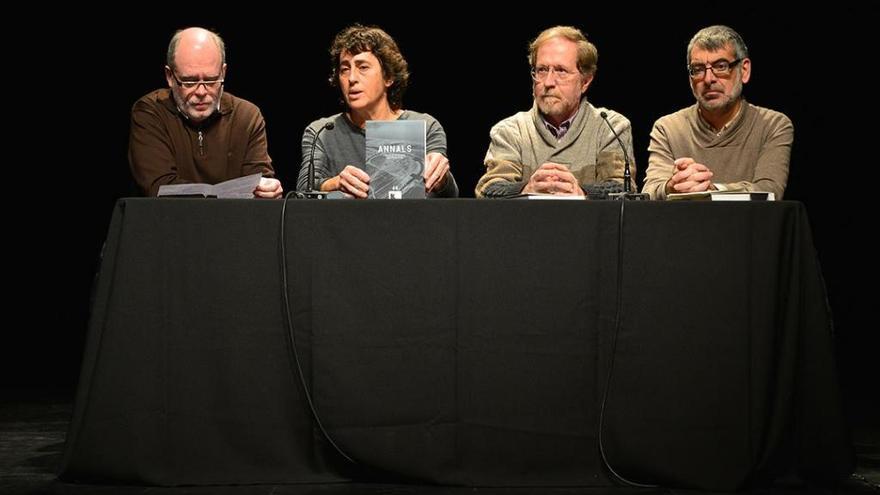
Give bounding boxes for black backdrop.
[6,7,874,428]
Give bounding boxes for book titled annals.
[365,120,426,199]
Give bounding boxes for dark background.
[5,7,873,427]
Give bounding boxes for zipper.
[198,130,205,156]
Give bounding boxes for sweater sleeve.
[714,113,793,199]
[239,104,275,180]
[425,116,458,198]
[128,98,182,197]
[476,119,526,198]
[643,118,677,200]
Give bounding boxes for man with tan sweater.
[476,26,634,198]
[642,25,793,200]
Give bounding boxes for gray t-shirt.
[298,110,458,197]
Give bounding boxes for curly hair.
[329,24,409,110]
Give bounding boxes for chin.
[699,99,728,111]
[186,111,210,123]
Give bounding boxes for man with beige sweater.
[476,26,634,198]
[642,25,793,200]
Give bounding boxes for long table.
[60,199,852,490]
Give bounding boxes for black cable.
[597,199,658,488]
[279,190,355,463]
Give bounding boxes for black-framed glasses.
[687,58,742,78]
[531,66,578,82]
[171,71,224,90]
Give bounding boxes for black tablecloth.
[60,199,852,490]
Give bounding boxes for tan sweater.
[476,98,634,197]
[642,101,793,200]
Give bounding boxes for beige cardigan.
[476,98,635,197]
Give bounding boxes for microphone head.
[599,111,608,119]
[324,122,335,130]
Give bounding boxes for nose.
[702,67,719,83]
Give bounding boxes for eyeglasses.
[687,58,742,78]
[171,71,224,90]
[531,66,578,82]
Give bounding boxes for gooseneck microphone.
[599,112,646,200]
[297,122,343,199]
[599,111,632,192]
[307,122,335,194]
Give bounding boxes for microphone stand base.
[608,192,649,201]
[298,190,347,200]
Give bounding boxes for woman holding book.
[297,24,458,198]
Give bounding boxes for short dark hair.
[687,25,749,64]
[329,24,409,110]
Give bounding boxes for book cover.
[157,173,262,198]
[365,120,426,199]
[667,191,776,201]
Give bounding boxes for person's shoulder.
[490,110,530,133]
[305,113,345,133]
[653,104,696,128]
[401,109,439,123]
[223,91,261,115]
[746,102,792,127]
[591,105,632,127]
[132,88,172,112]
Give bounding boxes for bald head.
[166,27,226,72]
[164,27,227,123]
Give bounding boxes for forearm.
[476,159,524,198]
[643,143,676,200]
[129,138,183,197]
[430,171,459,198]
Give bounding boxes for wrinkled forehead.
[535,38,578,66]
[174,43,223,74]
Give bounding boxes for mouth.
[191,101,212,111]
[702,85,726,97]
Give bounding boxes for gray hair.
[686,25,748,64]
[166,28,226,70]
